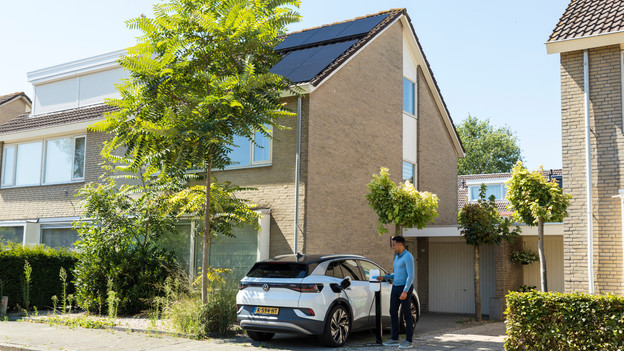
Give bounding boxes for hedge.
[505,291,624,350]
[0,243,78,312]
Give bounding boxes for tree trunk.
[202,161,213,304]
[474,245,482,322]
[395,224,402,236]
[537,217,548,292]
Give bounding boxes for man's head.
[391,235,406,254]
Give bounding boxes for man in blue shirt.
[376,235,415,349]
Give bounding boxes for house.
[0,92,31,125]
[0,9,463,301]
[546,0,624,295]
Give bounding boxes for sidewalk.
[0,314,506,350]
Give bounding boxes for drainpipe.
[294,96,302,255]
[584,49,595,294]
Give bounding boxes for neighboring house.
[0,9,463,303]
[0,92,31,125]
[547,0,624,295]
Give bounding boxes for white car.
[236,254,420,347]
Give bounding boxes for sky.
[0,0,570,171]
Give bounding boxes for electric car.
[236,254,420,347]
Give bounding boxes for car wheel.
[320,304,351,347]
[399,297,419,333]
[247,331,275,341]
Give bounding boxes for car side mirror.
[340,278,351,290]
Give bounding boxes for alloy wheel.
[330,307,350,344]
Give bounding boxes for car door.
[335,259,371,330]
[358,260,392,321]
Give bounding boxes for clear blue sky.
[0,0,570,171]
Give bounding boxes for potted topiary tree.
[510,249,539,265]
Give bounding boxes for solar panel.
[270,40,358,83]
[274,13,389,52]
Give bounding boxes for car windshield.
[246,262,309,278]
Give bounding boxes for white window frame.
[224,129,273,170]
[1,134,86,188]
[0,222,26,245]
[403,77,417,117]
[466,179,509,202]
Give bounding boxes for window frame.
[1,134,86,188]
[403,77,416,116]
[224,128,273,170]
[467,180,508,202]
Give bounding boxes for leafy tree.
[506,162,571,292]
[92,0,301,302]
[457,115,523,175]
[458,184,520,322]
[365,167,439,236]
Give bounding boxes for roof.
[271,9,403,84]
[548,0,624,42]
[268,254,365,264]
[0,103,117,135]
[0,92,31,106]
[458,169,563,214]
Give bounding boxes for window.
[403,78,415,115]
[340,260,364,281]
[359,260,387,281]
[403,161,415,184]
[41,227,80,249]
[469,183,506,201]
[0,226,24,244]
[325,261,346,279]
[227,127,272,168]
[1,135,85,187]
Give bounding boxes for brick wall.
[0,130,107,220]
[560,45,624,294]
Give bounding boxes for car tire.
[399,297,419,334]
[319,304,351,347]
[247,331,275,341]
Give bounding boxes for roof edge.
[546,30,624,54]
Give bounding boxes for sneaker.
[382,339,400,346]
[399,340,413,349]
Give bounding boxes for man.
[375,235,414,349]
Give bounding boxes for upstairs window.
[2,135,86,188]
[468,183,506,201]
[227,127,272,168]
[403,161,415,184]
[403,78,415,115]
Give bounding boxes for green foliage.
[22,260,32,311]
[509,249,539,265]
[74,169,183,315]
[457,115,523,175]
[505,291,624,350]
[365,167,439,235]
[0,243,77,311]
[106,280,120,319]
[506,162,571,225]
[458,184,520,246]
[59,267,68,313]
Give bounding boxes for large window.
[403,78,415,115]
[0,226,24,244]
[41,227,80,249]
[403,161,415,184]
[227,127,272,168]
[2,135,85,187]
[469,183,506,201]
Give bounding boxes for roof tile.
[549,0,624,42]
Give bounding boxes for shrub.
[505,291,624,350]
[0,243,77,311]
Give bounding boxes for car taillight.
[239,282,249,290]
[299,308,315,316]
[289,284,323,293]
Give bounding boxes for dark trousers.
[390,284,414,342]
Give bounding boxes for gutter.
[583,49,595,294]
[293,96,302,254]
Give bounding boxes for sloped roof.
[0,92,31,106]
[548,0,624,42]
[458,169,563,215]
[0,103,116,135]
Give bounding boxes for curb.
[0,343,44,351]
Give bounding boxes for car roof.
[267,254,365,265]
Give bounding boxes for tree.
[457,115,523,175]
[506,162,571,292]
[365,167,439,236]
[458,184,520,322]
[92,0,301,303]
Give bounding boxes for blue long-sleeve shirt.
[384,250,415,292]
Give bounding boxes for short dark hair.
[391,236,406,245]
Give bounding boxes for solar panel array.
[271,13,390,83]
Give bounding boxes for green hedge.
[505,291,624,350]
[0,243,77,311]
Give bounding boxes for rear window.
[247,262,311,278]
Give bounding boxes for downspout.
[294,96,302,255]
[584,49,595,294]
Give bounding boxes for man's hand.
[376,276,384,281]
[399,291,407,300]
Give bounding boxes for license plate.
[255,307,279,315]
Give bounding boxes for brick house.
[0,9,463,301]
[0,92,31,125]
[547,0,624,295]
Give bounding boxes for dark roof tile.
[549,0,624,42]
[0,92,31,106]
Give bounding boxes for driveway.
[0,313,506,350]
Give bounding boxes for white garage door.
[429,238,496,315]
